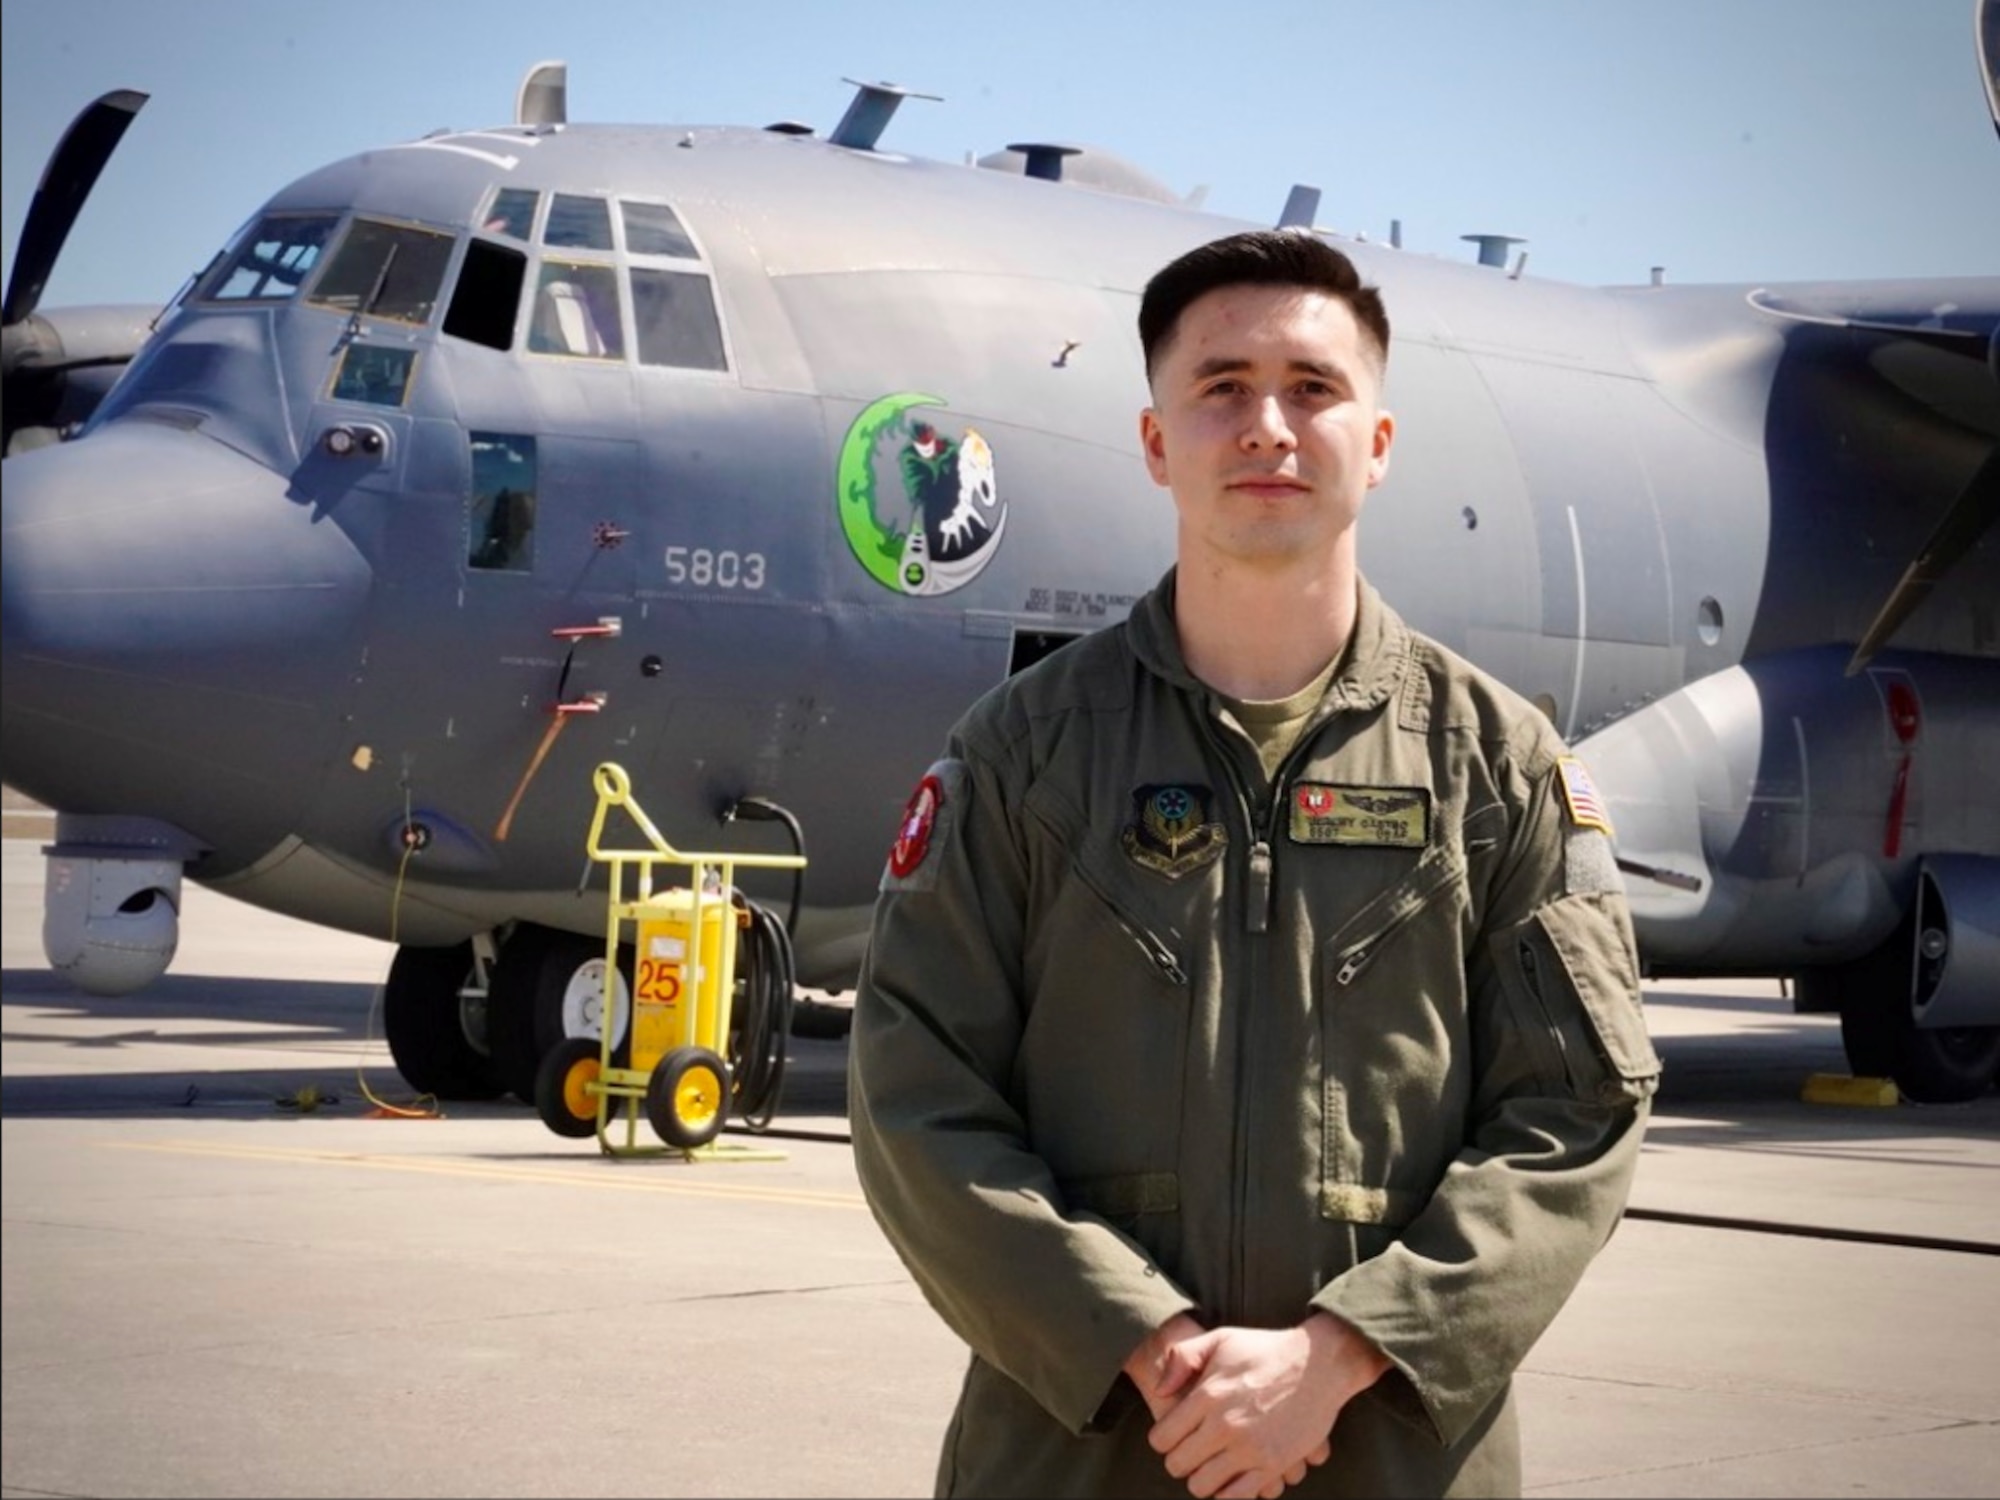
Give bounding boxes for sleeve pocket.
[1534,891,1661,1100]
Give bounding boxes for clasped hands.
[1121,1309,1389,1500]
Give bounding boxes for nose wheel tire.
[645,1045,730,1150]
[382,942,501,1100]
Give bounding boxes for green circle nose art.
[836,393,1008,596]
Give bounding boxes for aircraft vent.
[1461,233,1526,269]
[764,120,815,136]
[974,143,1183,205]
[1006,142,1082,182]
[828,79,941,152]
[515,60,567,127]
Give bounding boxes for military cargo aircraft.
[5,11,1997,1107]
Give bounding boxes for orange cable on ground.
[355,783,446,1119]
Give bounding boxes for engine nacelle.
[40,815,207,997]
[1911,854,2000,1030]
[1575,646,2000,972]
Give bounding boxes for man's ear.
[1140,407,1170,487]
[1367,410,1395,489]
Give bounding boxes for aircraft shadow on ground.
[0,966,852,1123]
[5,967,1982,1128]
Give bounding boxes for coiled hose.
[729,897,797,1130]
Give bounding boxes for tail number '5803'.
[663,547,766,589]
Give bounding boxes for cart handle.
[586,762,807,872]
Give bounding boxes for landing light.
[323,423,387,458]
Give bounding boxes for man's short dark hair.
[1138,229,1390,383]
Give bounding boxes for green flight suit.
[850,570,1660,1498]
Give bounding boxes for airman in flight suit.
[850,229,1659,1500]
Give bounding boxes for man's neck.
[1174,547,1359,701]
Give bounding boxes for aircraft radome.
[4,14,1996,1111]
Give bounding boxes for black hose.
[729,898,797,1131]
[721,796,805,940]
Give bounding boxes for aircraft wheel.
[1839,1004,1999,1104]
[535,1036,608,1139]
[382,942,501,1100]
[645,1045,730,1150]
[488,926,633,1102]
[1805,944,2000,1104]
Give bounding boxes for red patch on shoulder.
[889,774,945,878]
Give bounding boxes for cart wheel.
[646,1045,730,1150]
[535,1036,607,1139]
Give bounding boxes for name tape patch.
[1290,784,1431,848]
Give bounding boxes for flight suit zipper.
[1200,695,1337,1323]
[1329,854,1461,986]
[1519,937,1573,1086]
[1069,859,1189,988]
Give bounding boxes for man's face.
[1140,284,1393,571]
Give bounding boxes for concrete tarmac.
[3,835,1996,1498]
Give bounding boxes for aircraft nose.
[1,423,373,868]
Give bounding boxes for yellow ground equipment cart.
[534,762,807,1157]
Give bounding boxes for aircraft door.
[1471,357,1679,739]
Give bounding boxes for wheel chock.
[1801,1073,1900,1107]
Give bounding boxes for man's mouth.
[1227,475,1310,497]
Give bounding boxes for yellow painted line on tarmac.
[107,1138,869,1211]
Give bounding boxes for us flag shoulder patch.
[1555,756,1614,836]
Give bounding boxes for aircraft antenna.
[516,61,567,127]
[1277,184,1321,230]
[828,79,942,152]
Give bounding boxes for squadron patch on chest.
[1290,784,1431,848]
[1122,783,1227,878]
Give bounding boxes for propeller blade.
[1982,0,1999,141]
[1847,440,2000,674]
[2,88,148,327]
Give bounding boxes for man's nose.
[1241,395,1296,450]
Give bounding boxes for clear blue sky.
[5,0,1996,310]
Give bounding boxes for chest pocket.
[1017,778,1196,1192]
[1315,802,1502,1228]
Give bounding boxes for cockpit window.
[482,188,539,241]
[306,218,456,326]
[204,214,340,301]
[543,194,614,251]
[330,344,418,407]
[630,269,726,371]
[528,260,624,359]
[621,201,699,259]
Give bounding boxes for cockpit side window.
[630,269,726,371]
[544,194,614,251]
[443,240,527,352]
[467,432,537,572]
[483,188,540,241]
[203,214,340,301]
[307,218,456,326]
[620,201,699,259]
[529,259,624,359]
